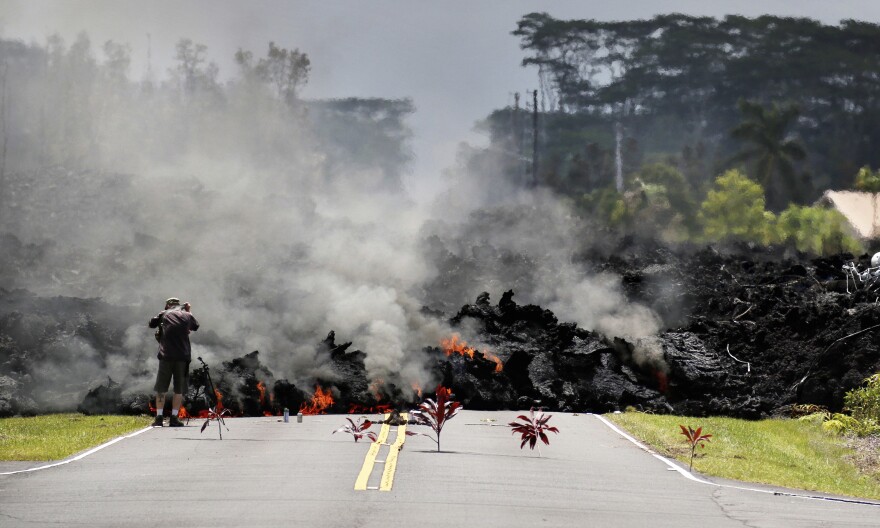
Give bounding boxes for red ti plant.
[509,408,559,457]
[679,425,712,472]
[332,417,377,443]
[406,385,462,451]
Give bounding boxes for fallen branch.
[791,323,880,390]
[733,304,754,321]
[726,344,751,374]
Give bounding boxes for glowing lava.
[347,403,393,414]
[300,386,334,415]
[441,334,503,372]
[257,381,267,407]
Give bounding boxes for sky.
[3,0,880,201]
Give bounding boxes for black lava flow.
[2,246,880,418]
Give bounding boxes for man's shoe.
[152,416,164,427]
[168,416,184,428]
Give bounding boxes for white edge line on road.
[592,413,880,507]
[0,426,154,476]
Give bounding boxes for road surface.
[0,411,877,527]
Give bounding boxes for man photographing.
[149,297,199,427]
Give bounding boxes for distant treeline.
[0,33,412,190]
[452,13,880,255]
[479,13,880,206]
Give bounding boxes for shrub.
[698,169,776,245]
[332,417,377,442]
[845,373,880,425]
[406,385,462,452]
[821,413,880,437]
[855,166,880,193]
[509,408,560,457]
[679,424,712,472]
[798,412,830,425]
[777,204,862,256]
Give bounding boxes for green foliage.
[822,414,880,437]
[512,13,880,192]
[855,166,880,193]
[798,412,830,425]
[631,162,699,235]
[698,169,777,245]
[579,187,635,228]
[776,205,863,255]
[845,374,880,427]
[817,374,880,437]
[730,99,808,210]
[579,162,698,240]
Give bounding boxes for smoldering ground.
[0,33,665,413]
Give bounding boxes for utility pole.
[532,89,539,187]
[0,60,8,186]
[614,121,623,193]
[513,91,521,151]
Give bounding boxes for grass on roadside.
[607,411,880,501]
[0,414,152,461]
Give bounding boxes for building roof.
[818,190,880,239]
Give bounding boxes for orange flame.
[347,403,393,414]
[369,379,384,401]
[411,381,422,398]
[300,386,334,415]
[256,381,267,407]
[655,370,668,393]
[441,334,503,372]
[190,389,228,419]
[214,389,225,412]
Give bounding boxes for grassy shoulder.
[0,414,152,461]
[607,411,880,501]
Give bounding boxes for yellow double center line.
[354,413,407,491]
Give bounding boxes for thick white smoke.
[0,31,665,410]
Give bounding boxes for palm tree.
[729,99,807,211]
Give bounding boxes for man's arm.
[184,303,199,331]
[148,312,164,328]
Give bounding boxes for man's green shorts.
[154,360,189,394]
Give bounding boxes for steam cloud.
[0,31,665,410]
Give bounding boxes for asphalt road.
[0,411,877,527]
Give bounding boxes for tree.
[729,99,808,210]
[254,42,310,105]
[171,39,219,99]
[699,169,776,245]
[855,166,880,193]
[508,14,880,194]
[776,205,862,255]
[631,162,698,234]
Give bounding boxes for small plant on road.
[406,385,462,451]
[332,417,377,442]
[679,424,712,471]
[509,408,559,457]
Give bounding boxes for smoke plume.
[0,31,664,411]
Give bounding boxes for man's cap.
[165,297,181,306]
